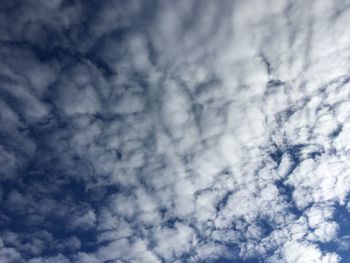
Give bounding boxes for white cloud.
[28,254,71,263]
[1,0,350,262]
[97,238,160,263]
[269,241,340,263]
[0,238,23,263]
[153,223,195,261]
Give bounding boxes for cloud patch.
[1,0,350,262]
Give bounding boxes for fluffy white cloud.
[1,0,350,262]
[268,241,340,263]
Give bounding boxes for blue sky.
[1,0,350,262]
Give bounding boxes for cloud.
[1,0,350,262]
[28,254,71,263]
[0,238,23,263]
[268,241,340,263]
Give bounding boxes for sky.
[1,0,350,262]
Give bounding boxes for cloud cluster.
[1,0,350,262]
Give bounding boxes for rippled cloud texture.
[1,0,350,262]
